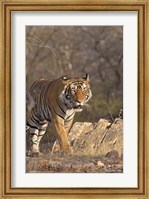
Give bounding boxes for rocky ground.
[26,118,123,173]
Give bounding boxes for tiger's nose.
[76,101,83,106]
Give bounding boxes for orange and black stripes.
[26,75,92,155]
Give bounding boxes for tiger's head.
[61,74,92,112]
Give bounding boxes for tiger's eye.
[86,95,89,99]
[83,88,87,94]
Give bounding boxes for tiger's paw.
[62,146,73,156]
[51,147,73,158]
[26,150,43,158]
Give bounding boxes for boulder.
[69,118,123,157]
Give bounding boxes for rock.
[68,118,123,157]
[105,150,119,159]
[97,119,111,129]
[107,164,112,168]
[68,122,94,141]
[115,164,123,169]
[97,161,105,168]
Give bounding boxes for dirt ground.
[26,153,123,173]
[26,118,123,173]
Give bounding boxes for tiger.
[26,74,92,156]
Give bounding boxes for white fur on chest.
[64,109,75,120]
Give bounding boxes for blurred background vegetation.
[26,26,123,125]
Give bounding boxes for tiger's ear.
[83,74,90,82]
[61,75,70,81]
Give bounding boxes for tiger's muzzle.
[73,101,84,112]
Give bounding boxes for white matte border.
[11,11,138,188]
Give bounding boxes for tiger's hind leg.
[27,121,48,157]
[29,127,40,155]
[38,122,48,153]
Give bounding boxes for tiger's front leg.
[52,119,74,154]
[53,116,73,154]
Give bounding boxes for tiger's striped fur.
[26,74,92,155]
